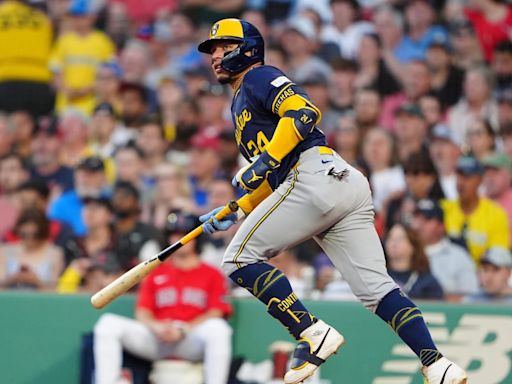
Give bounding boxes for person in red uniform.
[93,210,232,384]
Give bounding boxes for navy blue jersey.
[231,65,327,189]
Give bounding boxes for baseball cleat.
[284,320,344,384]
[421,357,468,384]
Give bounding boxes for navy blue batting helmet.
[197,18,264,73]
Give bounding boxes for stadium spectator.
[31,115,75,195]
[141,162,194,230]
[200,178,238,268]
[49,156,110,236]
[112,181,163,270]
[418,93,443,129]
[0,0,54,117]
[448,65,499,145]
[466,118,496,161]
[354,33,401,96]
[167,12,203,73]
[156,77,186,141]
[0,113,14,159]
[50,0,115,115]
[119,39,152,86]
[428,124,461,200]
[297,5,342,64]
[329,59,358,113]
[442,155,510,264]
[482,152,512,242]
[331,112,361,167]
[93,210,232,384]
[386,150,444,232]
[218,131,241,179]
[10,180,78,266]
[492,41,512,94]
[425,40,464,108]
[464,247,512,304]
[393,103,429,163]
[0,209,64,290]
[9,110,36,161]
[380,60,432,130]
[500,122,512,159]
[395,0,447,63]
[372,4,404,81]
[57,196,118,293]
[119,82,150,129]
[385,223,444,300]
[299,72,340,134]
[282,17,332,81]
[353,87,381,140]
[197,83,231,133]
[0,154,29,237]
[362,128,405,214]
[135,116,169,180]
[447,18,484,71]
[188,131,223,209]
[411,199,479,299]
[322,0,374,59]
[497,88,512,130]
[464,0,512,62]
[94,61,123,112]
[114,144,153,203]
[59,108,91,168]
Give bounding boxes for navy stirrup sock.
[376,289,442,367]
[230,262,315,339]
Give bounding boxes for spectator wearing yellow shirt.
[0,0,54,116]
[442,155,510,264]
[50,0,115,115]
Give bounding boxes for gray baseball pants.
[222,146,398,311]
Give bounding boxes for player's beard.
[217,74,232,84]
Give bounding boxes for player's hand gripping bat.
[90,200,240,309]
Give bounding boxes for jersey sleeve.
[244,66,309,115]
[205,267,233,318]
[136,272,157,313]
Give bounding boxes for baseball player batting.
[197,19,468,384]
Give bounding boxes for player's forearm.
[237,180,273,214]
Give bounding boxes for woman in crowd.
[0,209,64,290]
[141,162,194,229]
[385,223,444,300]
[466,118,496,161]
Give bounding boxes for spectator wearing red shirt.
[93,210,232,384]
[464,0,512,62]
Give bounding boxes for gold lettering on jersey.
[277,292,298,311]
[272,86,296,114]
[234,108,252,144]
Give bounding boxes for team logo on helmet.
[211,23,219,37]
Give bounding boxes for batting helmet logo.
[211,22,219,37]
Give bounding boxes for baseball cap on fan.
[456,155,484,176]
[481,247,512,268]
[430,123,456,143]
[190,130,221,152]
[67,0,93,16]
[286,17,316,41]
[414,199,444,222]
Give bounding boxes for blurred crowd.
[0,0,511,304]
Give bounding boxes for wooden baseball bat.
[90,200,239,309]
